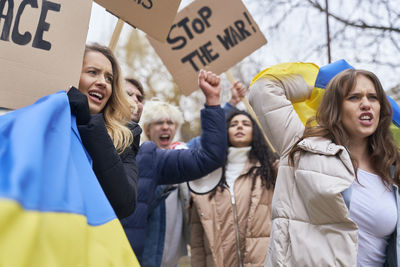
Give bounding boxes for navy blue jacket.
[121,105,227,263]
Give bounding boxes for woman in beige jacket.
[249,67,400,266]
[189,109,277,267]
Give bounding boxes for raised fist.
[198,69,221,106]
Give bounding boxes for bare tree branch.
[306,0,400,33]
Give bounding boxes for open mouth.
[88,90,104,103]
[359,113,372,121]
[359,113,373,125]
[159,134,171,146]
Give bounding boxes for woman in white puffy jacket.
[249,68,400,267]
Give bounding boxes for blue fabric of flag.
[314,59,354,89]
[388,95,400,128]
[0,91,116,226]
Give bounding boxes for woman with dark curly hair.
[189,109,277,267]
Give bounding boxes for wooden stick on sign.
[225,70,277,154]
[109,19,125,52]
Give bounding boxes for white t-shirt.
[349,169,397,267]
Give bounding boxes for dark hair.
[289,69,400,186]
[209,109,276,199]
[125,77,145,101]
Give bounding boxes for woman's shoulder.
[298,136,344,155]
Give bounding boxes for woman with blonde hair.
[68,43,138,219]
[249,66,400,266]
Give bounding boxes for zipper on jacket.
[231,193,243,267]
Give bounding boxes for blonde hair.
[141,99,184,139]
[85,44,134,153]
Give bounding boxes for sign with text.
[94,0,182,42]
[147,0,267,96]
[0,0,92,109]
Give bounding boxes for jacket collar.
[297,137,339,155]
[297,137,355,176]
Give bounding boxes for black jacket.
[68,88,138,219]
[127,121,142,155]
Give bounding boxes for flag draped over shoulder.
[250,62,321,124]
[250,60,400,145]
[0,91,139,267]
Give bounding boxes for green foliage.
[390,124,400,148]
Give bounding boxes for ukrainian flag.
[0,91,139,267]
[250,60,400,145]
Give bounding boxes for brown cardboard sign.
[94,0,182,42]
[147,0,267,96]
[0,0,92,109]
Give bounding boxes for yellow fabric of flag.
[250,62,322,124]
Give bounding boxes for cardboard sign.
[94,0,182,42]
[0,0,92,109]
[147,0,267,96]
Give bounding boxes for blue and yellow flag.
[0,91,140,267]
[250,60,400,145]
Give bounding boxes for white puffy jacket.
[249,75,359,266]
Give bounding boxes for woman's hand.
[67,87,90,125]
[228,81,246,106]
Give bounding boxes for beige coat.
[249,76,358,266]
[190,162,274,267]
